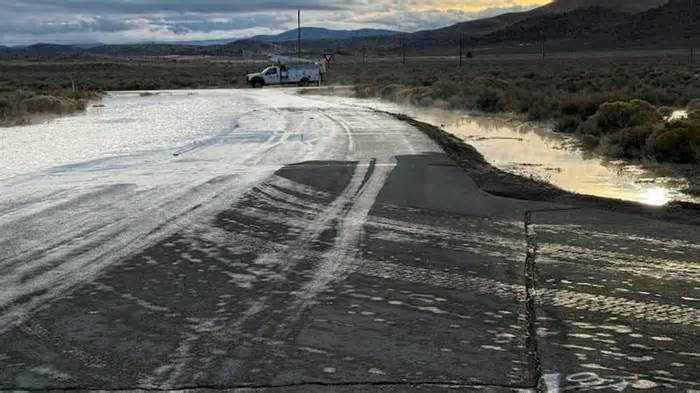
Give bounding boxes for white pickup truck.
[246,63,324,88]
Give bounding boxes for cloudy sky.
[0,0,549,46]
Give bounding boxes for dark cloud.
[0,1,542,45]
[1,0,349,14]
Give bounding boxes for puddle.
[305,94,697,206]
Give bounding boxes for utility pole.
[401,37,406,65]
[690,0,695,64]
[362,40,367,64]
[540,29,546,59]
[298,9,302,59]
[459,34,464,66]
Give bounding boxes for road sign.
[322,53,335,64]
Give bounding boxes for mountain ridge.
[537,0,669,14]
[250,27,399,43]
[470,1,697,49]
[414,0,670,39]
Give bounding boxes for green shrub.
[657,106,674,118]
[689,110,700,122]
[578,99,662,137]
[598,125,656,158]
[526,95,558,121]
[446,95,465,108]
[22,95,78,114]
[378,84,404,101]
[353,84,378,98]
[475,89,502,112]
[559,95,600,120]
[687,98,700,112]
[0,100,11,123]
[646,120,700,163]
[0,89,95,126]
[555,116,582,133]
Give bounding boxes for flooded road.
[1,89,698,391]
[305,94,697,206]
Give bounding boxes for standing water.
[305,94,697,206]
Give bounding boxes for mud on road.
[0,90,698,392]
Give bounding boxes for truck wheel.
[252,79,264,88]
[298,79,310,87]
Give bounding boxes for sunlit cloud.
[408,0,548,12]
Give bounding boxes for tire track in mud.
[138,152,396,387]
[157,159,389,387]
[319,110,356,158]
[137,104,390,387]
[279,159,389,333]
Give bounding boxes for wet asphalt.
[0,95,698,392]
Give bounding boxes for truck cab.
[261,66,281,85]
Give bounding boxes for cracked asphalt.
[0,90,698,392]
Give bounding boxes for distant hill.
[0,43,84,60]
[165,39,236,46]
[84,40,279,57]
[475,7,629,45]
[597,0,700,46]
[471,0,698,50]
[86,44,198,57]
[536,0,669,14]
[412,0,670,40]
[68,43,104,49]
[251,27,398,43]
[412,12,531,40]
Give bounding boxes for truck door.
[263,67,280,85]
[280,66,289,83]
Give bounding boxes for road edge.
[384,111,700,227]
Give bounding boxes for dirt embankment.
[391,111,700,227]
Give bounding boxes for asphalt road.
[0,90,698,392]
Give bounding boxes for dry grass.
[0,61,255,92]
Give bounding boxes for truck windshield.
[264,67,277,75]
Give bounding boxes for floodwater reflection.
[442,114,694,206]
[312,95,697,206]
